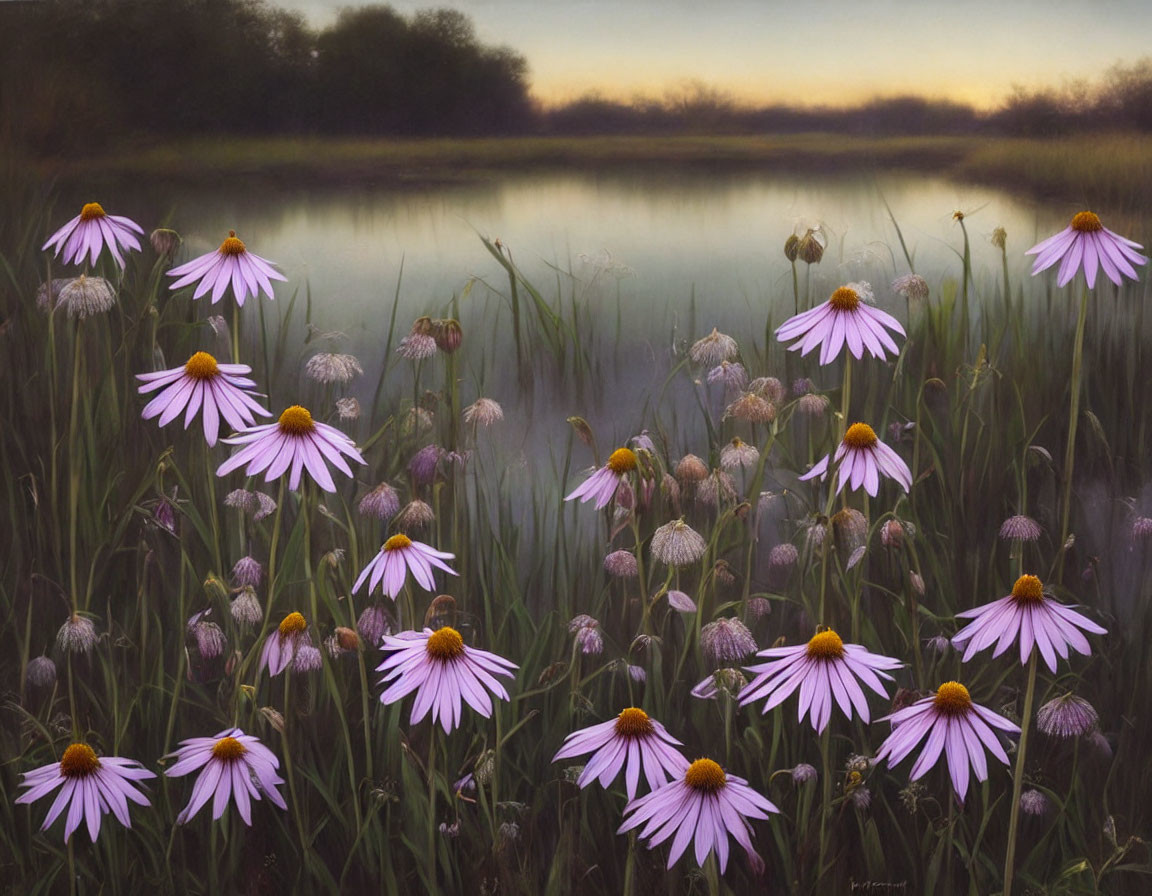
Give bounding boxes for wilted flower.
[407,444,443,487]
[357,605,392,647]
[231,556,264,589]
[768,543,798,575]
[697,470,737,508]
[892,274,929,301]
[304,352,363,384]
[776,283,905,366]
[665,590,697,613]
[797,393,831,416]
[189,617,226,660]
[1132,516,1152,540]
[675,454,709,484]
[700,618,757,667]
[376,627,517,733]
[16,744,154,841]
[618,757,778,872]
[1020,789,1051,817]
[749,376,787,405]
[724,392,776,424]
[746,597,771,621]
[336,397,360,420]
[689,328,739,366]
[552,707,688,799]
[925,635,951,657]
[796,228,825,264]
[1036,693,1099,738]
[398,333,438,360]
[60,276,116,319]
[292,644,323,673]
[650,519,707,567]
[1000,515,1043,542]
[991,227,1007,250]
[35,278,70,312]
[150,228,181,258]
[691,668,748,700]
[720,438,759,471]
[791,763,817,784]
[432,318,463,353]
[394,499,435,533]
[707,361,747,393]
[881,519,907,548]
[230,587,262,627]
[464,397,504,426]
[604,550,639,578]
[167,231,287,306]
[26,656,57,689]
[1026,211,1146,289]
[358,483,400,521]
[784,234,800,262]
[43,202,143,269]
[56,614,98,655]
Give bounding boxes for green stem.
[1056,285,1090,583]
[1003,652,1038,896]
[68,330,83,610]
[817,724,833,885]
[427,726,438,888]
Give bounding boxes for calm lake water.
[97,168,1084,525]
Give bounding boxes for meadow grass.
[2,159,1152,895]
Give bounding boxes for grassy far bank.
[33,132,1152,210]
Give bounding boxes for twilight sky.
[277,0,1149,107]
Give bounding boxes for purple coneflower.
[43,202,143,269]
[552,707,688,799]
[16,743,154,842]
[720,437,759,471]
[1026,211,1147,288]
[1036,693,1099,738]
[776,283,905,365]
[875,681,1019,802]
[800,422,912,496]
[137,352,270,447]
[951,574,1106,673]
[739,629,901,732]
[376,627,517,733]
[216,405,365,492]
[259,612,311,676]
[618,757,778,872]
[353,534,458,599]
[565,448,638,509]
[164,728,287,824]
[167,231,287,306]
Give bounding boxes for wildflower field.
[3,160,1152,896]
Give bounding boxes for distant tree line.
[5,0,1152,153]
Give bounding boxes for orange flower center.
[384,534,412,552]
[184,351,220,380]
[934,681,973,715]
[684,758,726,793]
[806,629,845,660]
[607,448,638,474]
[829,287,860,312]
[220,231,247,255]
[843,423,878,449]
[60,744,100,778]
[614,707,655,738]
[277,405,315,436]
[80,202,106,221]
[1070,211,1102,233]
[278,611,307,636]
[1011,574,1044,603]
[426,626,465,661]
[211,736,248,762]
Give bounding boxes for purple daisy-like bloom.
[43,202,144,270]
[565,448,638,509]
[352,534,458,599]
[618,757,778,873]
[739,629,901,732]
[875,681,1019,802]
[376,627,517,733]
[137,351,270,447]
[15,743,155,842]
[216,404,365,492]
[552,707,688,800]
[164,728,287,825]
[951,574,1106,673]
[1026,211,1147,289]
[258,612,312,677]
[167,231,287,306]
[800,422,912,496]
[776,283,905,365]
